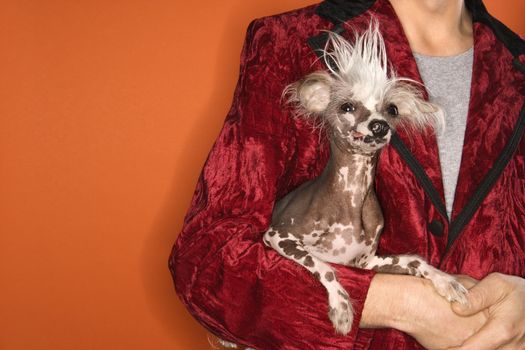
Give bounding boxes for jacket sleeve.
[168,18,376,350]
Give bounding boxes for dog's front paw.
[431,273,469,305]
[328,288,354,335]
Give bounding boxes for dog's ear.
[388,82,445,134]
[284,71,333,115]
[405,97,445,134]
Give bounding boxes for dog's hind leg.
[264,228,354,335]
[361,254,468,304]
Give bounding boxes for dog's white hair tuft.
[321,19,444,133]
[322,20,389,97]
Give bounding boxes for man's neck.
[389,0,473,56]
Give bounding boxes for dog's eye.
[387,104,399,116]
[340,103,355,113]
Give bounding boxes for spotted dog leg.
[362,255,468,304]
[264,228,354,335]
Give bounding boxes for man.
[169,0,525,348]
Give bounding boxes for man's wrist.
[360,274,426,331]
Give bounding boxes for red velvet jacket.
[169,0,525,348]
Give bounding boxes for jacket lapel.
[451,1,525,222]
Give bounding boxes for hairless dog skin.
[263,23,468,335]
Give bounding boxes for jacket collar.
[316,0,375,23]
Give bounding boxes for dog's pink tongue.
[352,131,364,139]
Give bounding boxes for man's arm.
[169,18,377,349]
[361,274,487,350]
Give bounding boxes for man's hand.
[401,276,487,350]
[361,274,487,350]
[449,272,525,350]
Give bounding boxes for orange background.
[1,1,523,349]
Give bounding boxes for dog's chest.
[269,154,380,264]
[298,220,373,264]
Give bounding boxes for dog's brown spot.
[278,231,289,239]
[321,234,335,250]
[325,272,335,281]
[373,264,408,275]
[407,260,422,276]
[304,256,315,267]
[340,302,348,310]
[269,229,277,237]
[313,272,321,280]
[423,271,429,276]
[329,307,336,319]
[391,256,400,265]
[341,232,354,245]
[407,260,421,269]
[338,290,349,300]
[278,240,307,260]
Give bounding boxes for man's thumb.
[451,273,505,316]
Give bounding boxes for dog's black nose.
[368,120,390,138]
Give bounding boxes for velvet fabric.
[169,0,525,349]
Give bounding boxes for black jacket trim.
[307,24,345,71]
[513,59,525,75]
[309,0,374,58]
[316,0,375,24]
[390,134,449,220]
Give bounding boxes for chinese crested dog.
[262,22,467,335]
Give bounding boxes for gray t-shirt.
[413,48,474,220]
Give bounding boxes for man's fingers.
[452,273,507,316]
[455,275,478,290]
[449,321,511,350]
